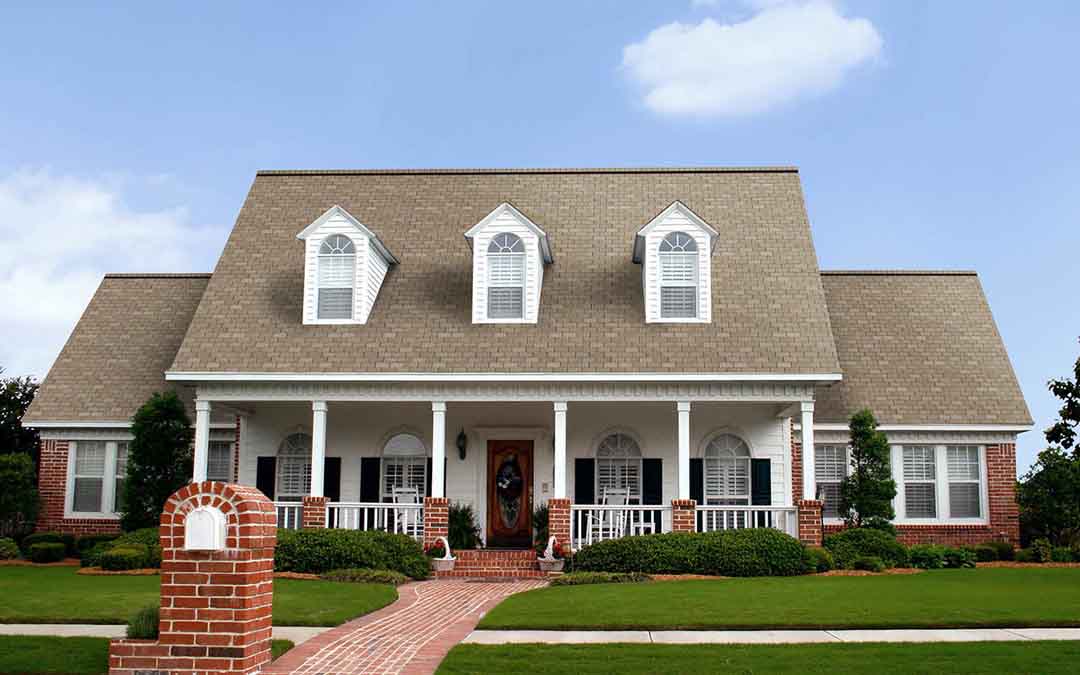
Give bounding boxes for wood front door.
[486,440,533,548]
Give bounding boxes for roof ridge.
[821,270,978,276]
[104,273,212,279]
[256,166,799,176]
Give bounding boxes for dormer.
[296,205,399,325]
[632,201,718,323]
[465,203,552,324]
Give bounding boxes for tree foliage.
[1017,447,1080,546]
[838,408,897,529]
[120,391,193,531]
[0,367,39,460]
[1046,337,1080,454]
[0,452,40,539]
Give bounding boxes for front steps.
[436,548,554,579]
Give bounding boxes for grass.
[480,568,1080,630]
[437,642,1080,674]
[0,566,397,627]
[0,636,296,674]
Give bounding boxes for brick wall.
[36,439,121,536]
[547,498,571,550]
[423,497,449,548]
[301,496,328,528]
[671,499,696,532]
[797,499,823,546]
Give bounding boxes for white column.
[431,402,447,498]
[553,402,568,499]
[677,401,691,500]
[310,401,327,497]
[801,401,816,500]
[193,399,211,483]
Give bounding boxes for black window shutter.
[642,458,663,505]
[324,457,342,502]
[426,458,433,497]
[256,457,276,500]
[575,458,595,504]
[751,458,772,527]
[360,457,381,503]
[690,458,704,504]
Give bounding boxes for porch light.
[456,429,468,460]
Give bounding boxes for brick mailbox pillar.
[301,496,328,528]
[423,497,449,548]
[108,482,277,675]
[671,499,697,533]
[547,498,571,550]
[797,499,823,546]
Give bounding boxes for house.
[23,167,1031,567]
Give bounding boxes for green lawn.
[0,636,294,674]
[438,642,1080,674]
[0,566,397,627]
[480,569,1080,630]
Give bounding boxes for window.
[487,232,525,319]
[276,433,312,502]
[815,444,847,519]
[659,231,698,319]
[382,433,427,499]
[73,441,107,513]
[947,445,981,518]
[113,442,128,513]
[596,433,642,501]
[903,446,937,518]
[207,441,233,483]
[317,234,355,319]
[704,433,750,504]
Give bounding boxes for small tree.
[1046,337,1080,455]
[0,453,39,539]
[838,409,897,530]
[1017,447,1080,546]
[0,368,39,461]
[120,391,193,531]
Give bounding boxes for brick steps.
[434,548,554,579]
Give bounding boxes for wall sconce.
[456,429,468,461]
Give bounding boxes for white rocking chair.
[391,487,422,537]
[585,488,629,544]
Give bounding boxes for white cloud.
[623,0,883,117]
[0,169,220,379]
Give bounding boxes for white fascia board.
[295,205,399,265]
[633,200,719,263]
[464,203,553,263]
[166,371,844,383]
[29,420,236,429]
[796,423,1033,433]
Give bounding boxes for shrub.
[320,568,410,586]
[982,541,1014,562]
[967,545,998,563]
[275,528,429,579]
[908,544,947,569]
[0,537,20,560]
[81,541,114,568]
[448,502,481,550]
[77,534,120,557]
[806,546,835,572]
[111,528,162,567]
[126,605,159,639]
[29,542,66,563]
[1051,547,1075,563]
[21,532,76,557]
[852,555,886,572]
[550,571,652,586]
[573,529,810,577]
[532,504,549,546]
[101,545,149,571]
[1032,538,1054,563]
[824,528,908,569]
[1015,548,1036,563]
[120,391,193,531]
[0,453,40,540]
[942,547,976,569]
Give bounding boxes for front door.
[486,440,533,548]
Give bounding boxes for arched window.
[704,433,751,504]
[658,231,698,319]
[596,432,642,502]
[382,433,427,500]
[318,234,356,319]
[276,433,312,502]
[487,232,525,319]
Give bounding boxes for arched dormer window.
[659,231,699,319]
[704,433,750,505]
[381,433,428,501]
[276,432,312,502]
[317,234,356,320]
[596,432,642,502]
[486,232,525,319]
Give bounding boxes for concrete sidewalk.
[464,628,1080,645]
[0,624,328,645]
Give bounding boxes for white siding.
[361,243,390,323]
[301,211,389,325]
[471,209,544,324]
[642,208,712,323]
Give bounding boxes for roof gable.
[296,205,399,265]
[632,200,719,263]
[464,202,553,263]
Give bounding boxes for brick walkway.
[264,579,545,675]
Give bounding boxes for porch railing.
[274,502,303,530]
[696,505,798,537]
[326,502,424,541]
[570,505,672,551]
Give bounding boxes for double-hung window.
[382,433,427,500]
[207,441,233,483]
[317,234,356,319]
[902,446,937,518]
[487,233,525,320]
[658,231,698,319]
[113,442,128,513]
[704,434,751,505]
[815,444,848,519]
[947,445,981,518]
[73,441,108,514]
[596,433,642,502]
[895,444,986,521]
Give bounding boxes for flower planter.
[537,558,564,573]
[431,558,456,573]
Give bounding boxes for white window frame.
[891,444,989,525]
[315,234,357,322]
[658,232,700,321]
[703,433,751,505]
[65,440,122,519]
[207,440,234,483]
[815,444,848,521]
[276,433,313,503]
[486,232,526,321]
[381,433,429,501]
[596,432,643,503]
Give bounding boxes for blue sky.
[1,1,1077,473]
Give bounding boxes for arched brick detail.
[109,481,277,675]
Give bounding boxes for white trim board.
[796,423,1031,433]
[30,421,236,430]
[166,371,843,383]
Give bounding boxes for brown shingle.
[23,275,209,423]
[816,271,1031,425]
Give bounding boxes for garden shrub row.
[573,529,811,577]
[320,568,411,586]
[550,571,652,586]
[276,528,430,579]
[80,528,161,570]
[29,542,66,563]
[0,537,19,560]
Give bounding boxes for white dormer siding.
[296,205,398,325]
[465,204,552,324]
[633,201,718,324]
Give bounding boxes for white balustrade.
[274,502,303,530]
[570,504,671,551]
[696,505,798,537]
[326,502,425,540]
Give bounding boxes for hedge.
[101,545,150,571]
[806,546,835,572]
[572,529,810,577]
[852,556,886,572]
[549,571,652,586]
[275,529,430,579]
[0,537,19,560]
[320,568,411,586]
[21,532,76,557]
[29,542,66,563]
[824,528,909,569]
[77,534,120,557]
